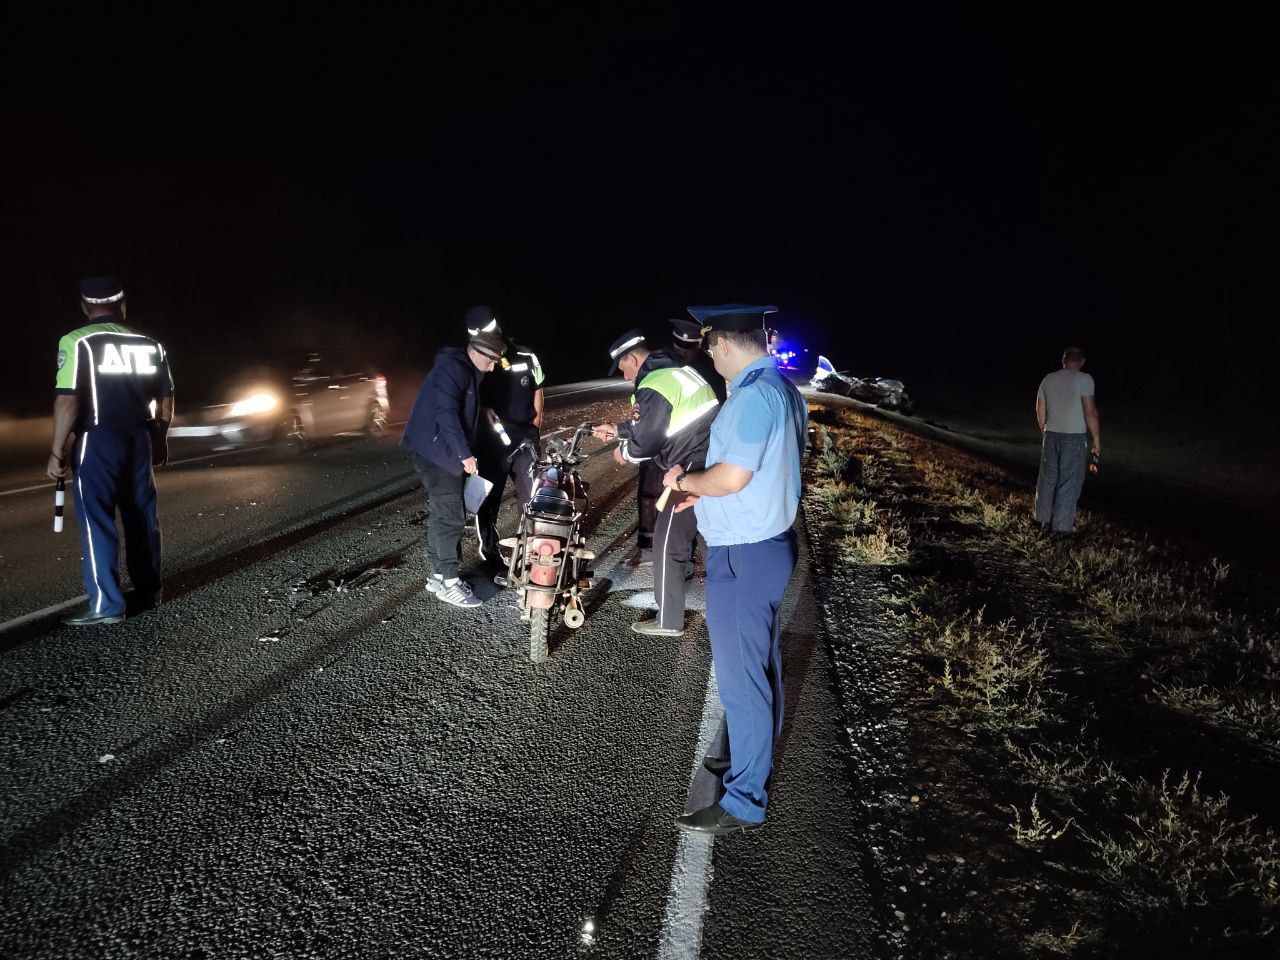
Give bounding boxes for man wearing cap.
[596,332,654,571]
[662,304,808,834]
[47,277,175,626]
[465,306,548,569]
[402,313,507,608]
[670,317,726,403]
[594,329,718,636]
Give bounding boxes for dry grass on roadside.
[805,406,1280,953]
[911,597,1058,732]
[812,426,912,566]
[1085,769,1280,920]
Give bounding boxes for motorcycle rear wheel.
[530,607,550,663]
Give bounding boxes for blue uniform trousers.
[705,530,797,823]
[73,427,162,616]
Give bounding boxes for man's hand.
[1090,443,1101,457]
[47,453,69,481]
[150,419,170,468]
[662,464,683,490]
[484,408,498,426]
[462,456,479,475]
[592,423,618,442]
[611,447,626,467]
[673,493,700,513]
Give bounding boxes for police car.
[169,352,390,451]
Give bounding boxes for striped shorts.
[1034,431,1088,532]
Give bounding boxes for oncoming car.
[169,353,390,452]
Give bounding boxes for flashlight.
[54,478,65,533]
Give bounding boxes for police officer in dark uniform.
[594,329,718,636]
[467,306,547,568]
[604,332,659,569]
[670,317,727,403]
[47,277,174,626]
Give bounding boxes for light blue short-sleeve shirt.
[694,357,808,546]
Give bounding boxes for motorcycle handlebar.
[520,422,599,477]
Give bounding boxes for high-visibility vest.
[633,365,718,437]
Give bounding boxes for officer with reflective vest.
[594,328,718,636]
[662,304,807,836]
[47,277,174,626]
[466,306,547,569]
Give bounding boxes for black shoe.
[702,755,731,776]
[623,547,653,569]
[62,608,125,627]
[674,802,762,836]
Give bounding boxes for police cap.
[80,276,125,305]
[669,317,704,346]
[688,303,779,336]
[606,329,646,376]
[465,304,501,337]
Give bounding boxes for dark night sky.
[4,7,1278,415]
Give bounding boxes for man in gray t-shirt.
[1034,346,1101,534]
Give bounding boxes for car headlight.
[228,392,279,417]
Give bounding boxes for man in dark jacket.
[594,329,719,635]
[402,322,507,608]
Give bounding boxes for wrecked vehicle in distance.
[811,355,913,413]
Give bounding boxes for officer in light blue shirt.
[660,304,808,835]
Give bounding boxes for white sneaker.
[436,577,481,608]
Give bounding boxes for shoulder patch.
[56,349,66,370]
[740,369,764,387]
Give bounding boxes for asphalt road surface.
[0,383,879,959]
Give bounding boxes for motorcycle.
[497,422,597,662]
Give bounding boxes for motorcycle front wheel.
[530,607,550,663]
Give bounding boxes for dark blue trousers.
[73,427,162,616]
[705,530,797,823]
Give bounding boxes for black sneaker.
[622,546,653,569]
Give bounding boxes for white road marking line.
[0,445,274,498]
[658,663,723,960]
[0,594,87,634]
[0,481,54,498]
[0,424,415,499]
[547,384,627,399]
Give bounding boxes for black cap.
[80,276,125,305]
[688,303,779,335]
[670,317,703,346]
[606,329,646,376]
[465,304,500,337]
[469,329,507,361]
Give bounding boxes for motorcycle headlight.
[228,392,279,417]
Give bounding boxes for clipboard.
[464,473,494,514]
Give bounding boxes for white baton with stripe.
[54,478,66,532]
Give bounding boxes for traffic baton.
[54,478,66,533]
[492,418,512,447]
